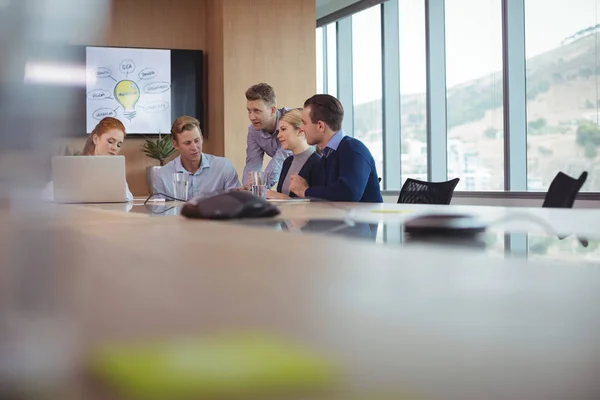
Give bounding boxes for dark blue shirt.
[306,132,383,203]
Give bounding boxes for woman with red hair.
[42,117,133,201]
[81,117,127,157]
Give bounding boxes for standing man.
[154,116,240,199]
[289,94,383,203]
[243,83,291,188]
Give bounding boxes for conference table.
[85,198,600,265]
[1,198,600,399]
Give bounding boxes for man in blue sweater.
[288,94,383,203]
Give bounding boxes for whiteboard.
[86,47,171,134]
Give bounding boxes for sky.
[318,0,600,103]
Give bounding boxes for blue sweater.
[305,136,383,203]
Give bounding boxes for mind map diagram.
[86,47,171,134]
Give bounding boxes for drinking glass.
[173,172,189,201]
[248,171,267,200]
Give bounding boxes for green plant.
[142,134,176,166]
[528,118,547,132]
[483,127,498,139]
[576,120,600,146]
[552,72,563,82]
[584,141,597,158]
[580,67,593,79]
[538,145,553,156]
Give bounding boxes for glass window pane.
[525,0,600,191]
[352,5,383,181]
[399,0,428,184]
[316,27,324,94]
[445,0,504,190]
[326,23,337,97]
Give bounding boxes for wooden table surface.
[1,200,600,399]
[79,198,600,236]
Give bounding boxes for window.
[326,23,337,96]
[399,0,428,183]
[445,0,504,190]
[352,5,383,179]
[322,0,600,195]
[525,0,600,191]
[316,27,324,94]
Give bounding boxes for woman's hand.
[267,190,290,200]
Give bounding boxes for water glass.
[248,171,267,199]
[173,172,189,201]
[251,184,267,199]
[248,171,264,186]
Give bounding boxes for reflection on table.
[132,202,184,216]
[121,201,600,265]
[231,218,600,265]
[232,218,379,241]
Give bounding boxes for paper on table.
[268,198,311,203]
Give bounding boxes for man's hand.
[289,174,309,198]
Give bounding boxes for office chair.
[397,178,460,205]
[542,171,588,208]
[542,171,588,247]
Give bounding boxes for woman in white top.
[42,117,133,201]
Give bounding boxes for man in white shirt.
[153,116,240,199]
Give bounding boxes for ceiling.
[316,0,362,20]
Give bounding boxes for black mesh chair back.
[542,171,587,208]
[397,178,460,205]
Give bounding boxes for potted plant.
[142,133,176,194]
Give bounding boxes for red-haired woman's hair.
[81,117,126,155]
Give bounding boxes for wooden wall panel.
[221,0,317,176]
[204,0,225,156]
[108,0,207,50]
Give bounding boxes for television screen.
[84,46,204,136]
[86,47,172,134]
[19,45,203,138]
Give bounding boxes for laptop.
[51,156,128,203]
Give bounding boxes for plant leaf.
[142,134,175,161]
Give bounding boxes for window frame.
[315,0,600,198]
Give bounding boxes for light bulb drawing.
[86,48,171,133]
[114,79,140,120]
